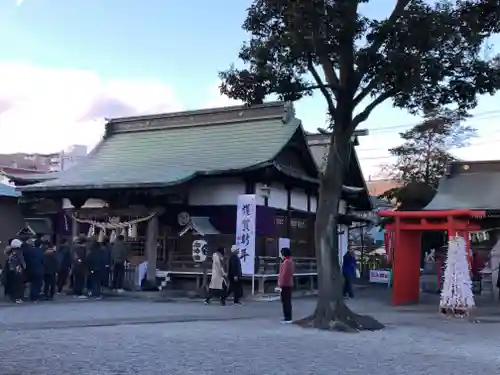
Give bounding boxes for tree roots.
[294,300,385,333]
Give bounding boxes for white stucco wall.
[186,178,345,215]
[188,177,246,206]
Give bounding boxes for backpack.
[8,252,21,273]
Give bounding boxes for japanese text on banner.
[235,194,256,275]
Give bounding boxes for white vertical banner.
[338,225,348,266]
[236,194,257,275]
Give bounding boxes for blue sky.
[1,0,500,177]
[0,0,252,103]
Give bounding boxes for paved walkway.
[0,298,498,374]
[3,284,500,319]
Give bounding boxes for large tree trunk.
[296,125,384,332]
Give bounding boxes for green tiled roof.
[21,102,302,192]
[3,171,59,183]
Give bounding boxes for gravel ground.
[0,298,498,375]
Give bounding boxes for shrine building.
[11,101,371,293]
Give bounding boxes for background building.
[0,144,88,173]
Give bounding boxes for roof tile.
[22,103,300,191]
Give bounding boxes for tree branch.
[353,79,379,107]
[338,1,360,90]
[319,57,340,92]
[307,30,340,93]
[355,0,412,86]
[350,90,395,132]
[308,53,336,116]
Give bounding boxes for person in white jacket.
[205,247,227,305]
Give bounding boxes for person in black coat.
[42,241,58,300]
[87,240,102,298]
[496,263,500,300]
[227,245,243,305]
[100,237,112,288]
[23,238,44,302]
[57,238,72,293]
[71,235,88,298]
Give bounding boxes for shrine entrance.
[379,209,484,305]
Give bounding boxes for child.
[275,247,294,323]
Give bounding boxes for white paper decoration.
[440,236,475,315]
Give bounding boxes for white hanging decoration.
[128,223,138,239]
[440,236,475,316]
[70,211,157,243]
[71,212,155,232]
[110,230,117,243]
[97,229,105,243]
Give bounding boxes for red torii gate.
[378,209,484,306]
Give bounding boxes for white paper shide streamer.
[440,236,475,314]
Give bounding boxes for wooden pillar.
[146,214,159,283]
[286,186,292,238]
[71,209,79,239]
[392,217,421,305]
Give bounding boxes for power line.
[314,108,500,163]
[353,112,500,153]
[363,109,500,134]
[357,133,500,153]
[358,137,500,155]
[357,138,500,161]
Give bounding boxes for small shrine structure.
[380,160,500,305]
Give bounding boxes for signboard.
[369,269,391,284]
[236,194,257,275]
[338,225,348,266]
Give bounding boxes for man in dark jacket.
[42,241,58,300]
[342,248,357,299]
[100,237,112,288]
[87,240,103,298]
[57,238,72,293]
[71,235,88,298]
[111,235,128,292]
[23,238,44,302]
[227,245,243,305]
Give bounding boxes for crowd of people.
[1,234,298,323]
[1,233,130,304]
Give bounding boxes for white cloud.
[201,82,242,108]
[15,0,24,5]
[0,61,183,153]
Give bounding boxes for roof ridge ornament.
[282,101,295,124]
[108,101,292,134]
